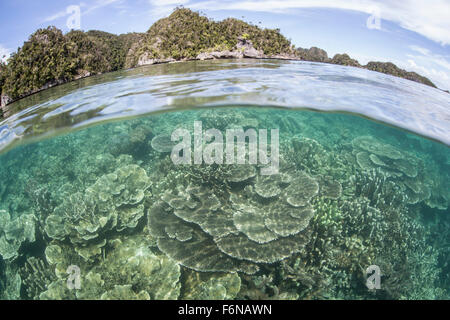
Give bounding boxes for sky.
[0,0,449,90]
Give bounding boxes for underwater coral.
[0,108,448,300]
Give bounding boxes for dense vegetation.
[127,8,294,67]
[0,61,6,96]
[0,7,439,112]
[0,61,6,88]
[3,27,78,99]
[1,27,143,101]
[365,61,436,87]
[66,30,120,74]
[0,61,6,117]
[296,48,437,88]
[297,47,329,62]
[330,53,361,67]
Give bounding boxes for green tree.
[0,60,6,95]
[3,26,78,99]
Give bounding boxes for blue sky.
[0,0,449,90]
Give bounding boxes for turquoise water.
[0,60,449,300]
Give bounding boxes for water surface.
[1,59,449,153]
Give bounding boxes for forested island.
[0,8,439,118]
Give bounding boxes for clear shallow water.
[1,59,449,153]
[0,60,449,300]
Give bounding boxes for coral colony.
[0,108,448,300]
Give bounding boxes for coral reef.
[352,135,448,210]
[148,158,329,274]
[44,164,150,245]
[20,257,57,300]
[0,108,448,300]
[0,262,22,300]
[37,235,181,300]
[0,211,36,260]
[110,123,153,157]
[182,271,241,300]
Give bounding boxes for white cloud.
[148,0,190,19]
[43,0,123,23]
[406,58,436,80]
[400,46,450,90]
[189,0,450,46]
[409,45,450,71]
[43,10,69,22]
[320,46,450,91]
[149,0,189,5]
[84,0,123,15]
[407,59,417,67]
[409,45,430,56]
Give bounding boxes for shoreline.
[2,55,448,120]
